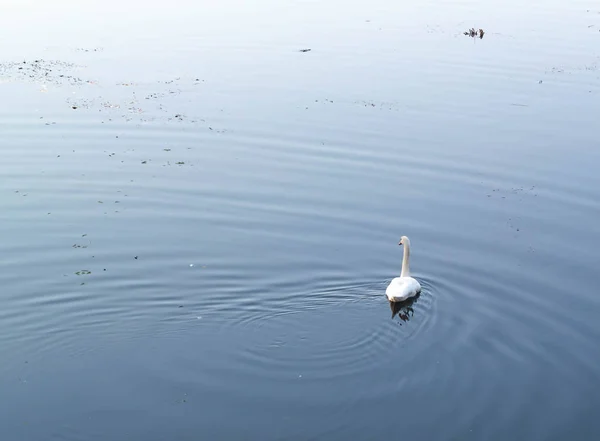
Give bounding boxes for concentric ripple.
[230,281,436,383]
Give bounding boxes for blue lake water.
[2,0,600,439]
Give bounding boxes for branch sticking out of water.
[464,28,485,39]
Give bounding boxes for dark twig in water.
[463,28,485,39]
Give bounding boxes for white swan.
[386,236,422,302]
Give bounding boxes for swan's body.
[386,276,421,302]
[386,236,422,302]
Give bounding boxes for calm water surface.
[2,0,600,439]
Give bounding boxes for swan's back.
[386,276,421,302]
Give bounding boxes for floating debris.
[463,28,485,39]
[0,59,86,85]
[76,47,104,52]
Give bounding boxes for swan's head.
[398,236,410,246]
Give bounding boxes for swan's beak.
[398,241,403,246]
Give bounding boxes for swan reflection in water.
[389,292,420,324]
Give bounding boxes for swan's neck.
[401,241,411,277]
